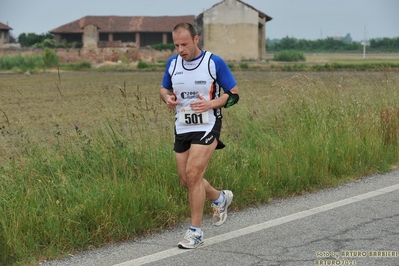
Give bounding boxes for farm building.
[0,22,13,46]
[48,0,272,61]
[198,0,272,61]
[49,15,195,49]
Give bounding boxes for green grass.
[2,52,399,74]
[59,61,91,71]
[0,53,44,72]
[0,70,399,265]
[264,52,399,71]
[273,50,306,62]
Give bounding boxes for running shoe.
[178,229,204,249]
[211,190,233,226]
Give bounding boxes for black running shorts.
[174,119,225,153]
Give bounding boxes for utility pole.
[363,26,367,59]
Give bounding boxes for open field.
[265,52,399,62]
[1,52,399,74]
[0,71,164,137]
[1,68,399,265]
[262,52,399,68]
[303,52,399,64]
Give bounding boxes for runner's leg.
[175,140,218,226]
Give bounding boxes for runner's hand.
[166,93,178,110]
[190,94,209,113]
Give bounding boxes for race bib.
[178,107,209,124]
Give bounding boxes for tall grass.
[0,71,398,265]
[0,53,44,72]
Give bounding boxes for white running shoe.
[211,190,233,226]
[178,229,204,249]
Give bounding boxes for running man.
[160,22,239,249]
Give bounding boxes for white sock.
[189,225,202,234]
[213,191,225,204]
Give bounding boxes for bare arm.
[160,87,178,110]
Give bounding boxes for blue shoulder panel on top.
[161,55,177,90]
[211,54,237,91]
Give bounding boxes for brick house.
[49,15,195,49]
[0,22,13,46]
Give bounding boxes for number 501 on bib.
[178,107,209,124]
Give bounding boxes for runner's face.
[173,29,200,61]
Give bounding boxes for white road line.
[113,183,399,266]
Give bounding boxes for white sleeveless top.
[170,51,222,136]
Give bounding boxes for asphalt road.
[41,170,399,266]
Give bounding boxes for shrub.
[151,43,175,51]
[34,38,56,48]
[42,48,60,68]
[137,60,151,69]
[273,50,306,62]
[239,62,249,69]
[70,42,83,49]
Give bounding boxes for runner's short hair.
[173,22,197,39]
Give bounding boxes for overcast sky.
[1,0,398,41]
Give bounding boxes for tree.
[342,33,352,43]
[18,33,53,47]
[279,37,298,50]
[266,36,397,52]
[34,39,55,48]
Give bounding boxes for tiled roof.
[237,0,272,21]
[49,15,195,33]
[197,0,272,21]
[0,22,12,30]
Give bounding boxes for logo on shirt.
[174,71,183,76]
[181,91,199,99]
[195,80,207,85]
